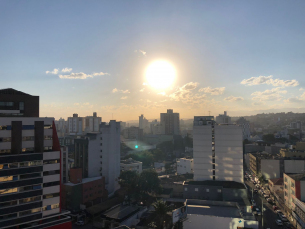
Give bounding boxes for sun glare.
[145,60,176,90]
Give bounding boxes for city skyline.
[1,1,305,121]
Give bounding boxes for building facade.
[193,116,243,183]
[120,158,142,173]
[160,109,180,135]
[177,158,194,175]
[215,111,231,124]
[236,117,251,140]
[284,173,305,211]
[0,89,71,229]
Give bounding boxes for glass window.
[0,176,18,183]
[20,173,41,180]
[19,208,41,216]
[0,149,11,155]
[22,125,35,130]
[20,196,41,204]
[195,188,198,192]
[43,193,60,199]
[19,102,24,110]
[218,189,222,193]
[43,160,58,165]
[0,137,11,142]
[0,213,17,220]
[20,161,42,167]
[184,187,187,191]
[0,200,17,208]
[0,188,18,195]
[206,189,210,192]
[0,163,18,169]
[44,136,53,140]
[22,136,34,141]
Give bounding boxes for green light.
[135,145,138,149]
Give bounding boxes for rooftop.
[187,205,241,218]
[121,158,142,164]
[64,176,102,186]
[285,173,305,181]
[184,180,246,189]
[101,204,142,223]
[0,88,31,96]
[269,178,283,186]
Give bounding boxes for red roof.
[269,178,283,186]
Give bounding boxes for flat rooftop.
[101,204,141,222]
[184,180,245,189]
[64,176,102,186]
[187,205,241,218]
[285,173,305,181]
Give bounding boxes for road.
[245,179,289,229]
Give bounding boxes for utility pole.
[262,198,264,228]
[252,188,253,199]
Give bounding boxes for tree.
[139,169,162,196]
[262,134,275,143]
[119,170,139,197]
[152,200,172,227]
[152,149,166,162]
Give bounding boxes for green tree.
[262,134,275,143]
[139,169,162,196]
[152,200,172,227]
[119,170,139,197]
[152,149,166,162]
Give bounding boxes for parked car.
[256,208,261,215]
[264,194,269,199]
[267,198,273,204]
[275,219,283,226]
[276,210,282,214]
[75,221,84,226]
[284,222,295,229]
[280,214,288,222]
[273,205,278,211]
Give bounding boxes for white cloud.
[284,92,305,103]
[158,92,166,96]
[199,87,225,95]
[140,88,145,92]
[252,102,264,106]
[58,72,93,79]
[300,88,304,91]
[92,72,109,76]
[134,49,146,56]
[224,96,244,102]
[61,68,72,73]
[169,82,205,104]
[241,75,299,87]
[112,88,130,93]
[46,68,59,74]
[121,96,128,100]
[251,87,287,101]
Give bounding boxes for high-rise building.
[0,88,71,229]
[216,111,232,124]
[74,121,121,195]
[193,116,243,183]
[160,109,180,135]
[67,112,101,135]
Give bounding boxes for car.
[256,208,261,215]
[264,194,269,199]
[276,210,282,214]
[75,221,84,226]
[275,219,283,226]
[254,189,258,193]
[267,198,273,203]
[284,222,294,229]
[273,205,278,211]
[280,214,288,222]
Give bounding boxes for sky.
[1,1,305,121]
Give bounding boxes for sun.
[145,60,176,90]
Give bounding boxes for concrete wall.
[284,160,305,174]
[215,125,243,183]
[193,125,213,181]
[183,184,223,200]
[177,158,194,175]
[88,134,101,178]
[222,188,248,202]
[245,144,265,153]
[261,160,280,179]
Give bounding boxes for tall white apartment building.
[84,112,101,133]
[216,111,232,124]
[68,112,101,135]
[193,116,243,183]
[177,158,194,175]
[68,113,83,135]
[74,120,121,195]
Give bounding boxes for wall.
[222,188,248,202]
[88,134,101,178]
[183,184,223,200]
[45,221,72,229]
[284,160,305,174]
[215,125,243,183]
[261,160,280,179]
[177,159,194,175]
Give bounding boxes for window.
[0,188,18,195]
[0,200,17,208]
[0,137,11,142]
[0,213,17,220]
[20,173,41,180]
[19,208,41,216]
[0,162,18,169]
[43,193,60,199]
[43,160,58,165]
[195,188,198,192]
[184,187,188,191]
[0,102,14,107]
[217,189,222,193]
[0,125,11,130]
[44,136,53,140]
[43,170,60,176]
[19,196,41,204]
[19,102,24,110]
[22,125,35,130]
[206,189,209,192]
[20,161,42,167]
[22,136,34,141]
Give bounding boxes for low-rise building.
[120,158,142,173]
[176,158,194,175]
[293,198,305,229]
[180,199,258,229]
[61,168,107,212]
[283,173,305,212]
[268,178,283,194]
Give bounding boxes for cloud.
[300,88,304,91]
[241,75,299,87]
[46,68,59,74]
[121,96,128,100]
[251,87,287,101]
[199,87,225,95]
[61,68,72,73]
[224,96,244,102]
[92,72,109,76]
[284,92,305,103]
[158,92,166,96]
[140,88,145,92]
[112,88,130,93]
[134,49,146,56]
[252,102,264,106]
[58,72,93,79]
[169,82,205,104]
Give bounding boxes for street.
[245,179,288,229]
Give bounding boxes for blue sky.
[1,1,305,121]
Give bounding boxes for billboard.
[172,206,187,224]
